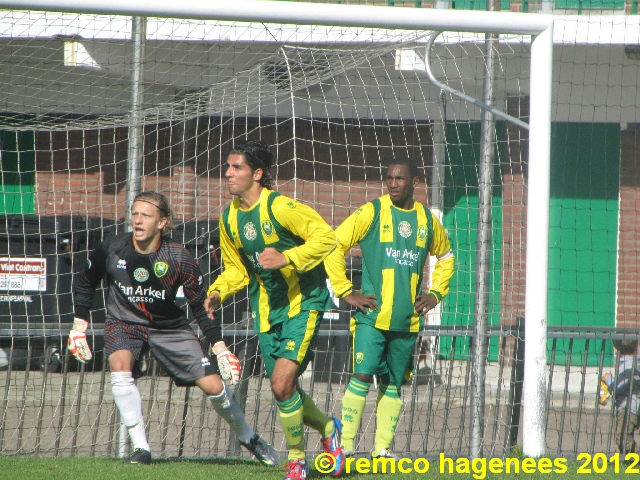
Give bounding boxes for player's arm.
[205,217,250,314]
[182,252,241,384]
[69,239,109,363]
[324,203,378,313]
[428,213,455,301]
[266,196,338,272]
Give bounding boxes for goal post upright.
[0,0,554,457]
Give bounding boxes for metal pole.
[523,24,553,458]
[118,15,146,458]
[125,16,146,226]
[470,24,497,459]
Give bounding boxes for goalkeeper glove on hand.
[67,318,92,363]
[212,341,242,385]
[599,380,610,406]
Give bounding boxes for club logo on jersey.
[398,221,412,238]
[261,220,274,236]
[355,352,364,364]
[285,340,296,351]
[154,262,169,278]
[418,225,427,241]
[86,259,92,269]
[287,201,297,209]
[133,268,149,282]
[243,222,258,241]
[117,259,127,269]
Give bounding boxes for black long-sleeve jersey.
[73,232,221,344]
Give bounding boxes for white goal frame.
[0,0,554,457]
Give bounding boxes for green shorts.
[351,320,418,390]
[257,310,322,378]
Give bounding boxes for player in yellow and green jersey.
[204,141,345,480]
[325,156,455,459]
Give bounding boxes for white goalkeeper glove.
[67,318,92,363]
[211,341,242,385]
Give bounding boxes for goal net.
[0,6,605,460]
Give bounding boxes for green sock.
[373,385,402,456]
[278,391,305,460]
[341,378,370,452]
[299,388,333,438]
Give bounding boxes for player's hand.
[415,292,438,316]
[212,341,242,385]
[257,247,288,270]
[344,291,378,314]
[67,318,92,363]
[204,292,221,319]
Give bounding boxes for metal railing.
[0,320,637,458]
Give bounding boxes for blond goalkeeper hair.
[133,191,175,235]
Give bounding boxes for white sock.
[111,371,150,452]
[209,383,255,444]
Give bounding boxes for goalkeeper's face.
[130,200,168,250]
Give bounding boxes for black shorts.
[104,318,219,384]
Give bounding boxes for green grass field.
[0,456,632,480]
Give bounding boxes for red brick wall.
[617,128,640,328]
[34,166,427,229]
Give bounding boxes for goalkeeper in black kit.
[68,191,278,466]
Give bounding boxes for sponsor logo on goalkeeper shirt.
[116,280,167,303]
[117,259,127,269]
[153,261,168,278]
[201,357,211,367]
[134,268,149,282]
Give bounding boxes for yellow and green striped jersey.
[325,194,454,332]
[207,188,336,333]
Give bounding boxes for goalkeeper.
[204,141,345,480]
[325,157,454,459]
[69,191,277,467]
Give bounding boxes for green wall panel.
[440,121,504,361]
[548,122,619,365]
[0,115,36,214]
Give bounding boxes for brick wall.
[617,128,640,328]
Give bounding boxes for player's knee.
[270,377,295,401]
[196,374,224,396]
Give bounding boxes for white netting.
[2,8,629,460]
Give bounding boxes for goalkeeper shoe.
[240,434,279,467]
[321,418,345,477]
[284,459,309,480]
[124,448,151,465]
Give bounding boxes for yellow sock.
[278,391,306,461]
[299,389,333,438]
[341,378,370,452]
[374,386,402,456]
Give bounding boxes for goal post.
[0,0,553,458]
